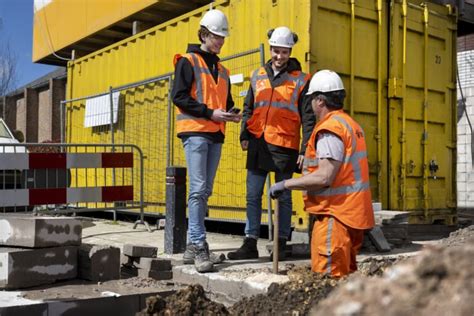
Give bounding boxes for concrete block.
[48,294,139,316]
[0,215,82,248]
[0,246,77,289]
[123,244,157,258]
[134,258,172,272]
[138,269,173,280]
[367,226,391,252]
[0,303,48,316]
[78,243,120,281]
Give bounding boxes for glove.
[270,180,286,199]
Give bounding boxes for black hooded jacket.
[172,44,234,143]
[240,58,315,173]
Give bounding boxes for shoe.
[183,243,225,264]
[269,238,287,261]
[194,243,214,273]
[227,237,259,260]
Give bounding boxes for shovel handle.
[273,198,279,274]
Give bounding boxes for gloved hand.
[270,180,286,199]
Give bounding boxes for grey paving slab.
[368,226,391,252]
[0,246,77,289]
[78,243,120,281]
[0,215,82,248]
[133,257,172,272]
[123,244,158,258]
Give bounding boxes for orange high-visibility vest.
[302,110,375,230]
[173,53,229,134]
[246,67,310,150]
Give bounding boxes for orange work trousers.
[311,215,364,277]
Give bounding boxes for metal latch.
[429,160,439,179]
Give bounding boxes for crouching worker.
[269,70,375,277]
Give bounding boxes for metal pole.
[109,87,117,220]
[266,176,273,241]
[109,87,115,151]
[60,101,65,144]
[166,76,172,167]
[272,199,279,274]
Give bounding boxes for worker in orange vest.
[269,70,375,277]
[172,9,241,273]
[227,26,315,261]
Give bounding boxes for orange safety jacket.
[302,110,375,230]
[173,53,229,134]
[246,67,310,150]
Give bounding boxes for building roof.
[6,67,66,98]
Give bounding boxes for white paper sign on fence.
[84,92,120,128]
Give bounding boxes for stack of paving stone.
[0,215,81,289]
[121,244,172,280]
[78,242,120,282]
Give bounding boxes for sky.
[0,0,56,92]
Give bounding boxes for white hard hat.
[268,26,297,48]
[200,9,229,37]
[306,70,345,95]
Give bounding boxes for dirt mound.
[311,236,474,316]
[137,284,228,316]
[440,225,474,246]
[230,265,339,315]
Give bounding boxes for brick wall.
[457,47,474,208]
[38,89,52,142]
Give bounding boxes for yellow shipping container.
[65,0,457,232]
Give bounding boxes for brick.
[0,246,77,289]
[134,258,172,272]
[138,269,173,280]
[123,244,157,258]
[0,215,82,248]
[78,243,120,281]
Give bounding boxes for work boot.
[227,237,259,260]
[194,243,214,273]
[183,243,225,264]
[269,238,287,261]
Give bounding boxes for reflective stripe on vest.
[302,110,375,230]
[247,67,309,150]
[173,53,229,134]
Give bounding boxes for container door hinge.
[388,77,404,99]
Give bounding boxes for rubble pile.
[311,226,474,316]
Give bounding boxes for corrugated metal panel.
[33,0,213,64]
[66,0,457,230]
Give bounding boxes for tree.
[0,17,17,96]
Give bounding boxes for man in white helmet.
[227,26,315,261]
[172,9,240,273]
[269,70,375,277]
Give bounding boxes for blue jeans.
[245,168,293,240]
[182,136,222,245]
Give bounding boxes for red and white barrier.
[0,152,134,207]
[0,152,133,170]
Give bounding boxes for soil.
[311,226,474,316]
[137,226,474,316]
[136,284,229,316]
[137,259,396,315]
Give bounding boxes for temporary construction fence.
[62,46,290,232]
[0,143,149,230]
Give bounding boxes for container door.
[387,1,457,224]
